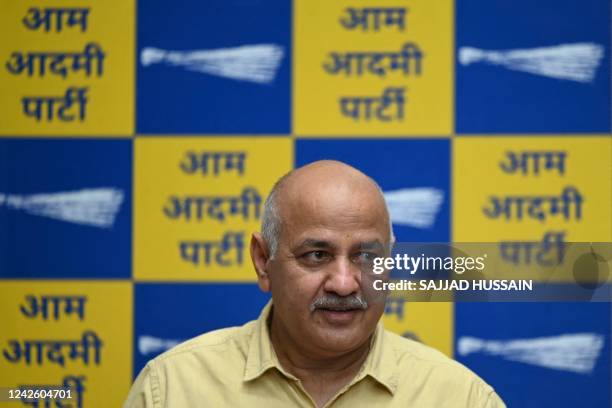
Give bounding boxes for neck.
[268,311,372,386]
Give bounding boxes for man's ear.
[250,232,271,292]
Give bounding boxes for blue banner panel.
[456,0,611,133]
[136,0,291,134]
[0,138,132,278]
[133,283,270,377]
[455,303,611,407]
[296,139,450,242]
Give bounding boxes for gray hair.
[261,171,395,259]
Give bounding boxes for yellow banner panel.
[0,280,132,407]
[134,137,293,282]
[383,299,453,357]
[0,0,134,136]
[294,0,453,136]
[453,137,612,242]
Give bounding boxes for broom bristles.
[459,43,604,83]
[0,188,124,228]
[140,44,285,84]
[458,333,604,374]
[384,187,444,229]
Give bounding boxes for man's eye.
[354,252,376,263]
[302,251,330,263]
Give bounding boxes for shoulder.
[385,329,482,377]
[384,330,504,407]
[385,329,472,371]
[124,321,258,407]
[159,321,254,360]
[151,320,256,370]
[123,322,257,408]
[143,320,258,387]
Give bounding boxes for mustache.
[309,294,368,312]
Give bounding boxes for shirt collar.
[244,300,296,381]
[243,300,399,394]
[359,319,399,394]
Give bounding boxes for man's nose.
[323,257,361,296]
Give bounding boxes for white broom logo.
[138,335,182,355]
[0,188,124,228]
[457,333,605,374]
[458,42,604,83]
[140,44,285,84]
[384,187,444,229]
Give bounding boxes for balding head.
[251,160,394,356]
[261,160,394,258]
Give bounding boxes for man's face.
[265,181,390,355]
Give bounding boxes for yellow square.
[0,280,132,407]
[453,136,612,242]
[383,300,453,357]
[294,0,453,136]
[134,137,293,282]
[0,0,134,136]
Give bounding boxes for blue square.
[137,0,291,134]
[455,302,611,407]
[133,283,270,377]
[296,139,451,242]
[0,139,132,278]
[456,0,611,133]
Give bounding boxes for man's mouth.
[318,306,362,312]
[316,306,364,324]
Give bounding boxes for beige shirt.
[124,302,505,407]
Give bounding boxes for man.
[124,160,505,407]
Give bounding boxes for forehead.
[279,180,389,246]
